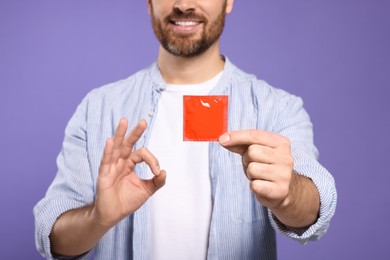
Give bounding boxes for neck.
[157,41,224,84]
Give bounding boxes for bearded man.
[34,1,337,259]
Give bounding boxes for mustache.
[165,8,206,22]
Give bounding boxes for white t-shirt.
[146,72,222,260]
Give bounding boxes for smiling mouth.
[173,20,201,27]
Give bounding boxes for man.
[34,0,337,259]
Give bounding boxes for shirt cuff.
[268,173,337,244]
[34,197,93,260]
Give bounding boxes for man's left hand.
[219,129,294,211]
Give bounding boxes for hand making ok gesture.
[94,118,166,228]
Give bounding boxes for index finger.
[219,129,285,150]
[120,119,148,157]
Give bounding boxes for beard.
[150,1,227,57]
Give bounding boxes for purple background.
[1,1,389,259]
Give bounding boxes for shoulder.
[84,65,154,103]
[67,64,156,128]
[226,58,302,107]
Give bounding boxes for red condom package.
[183,95,228,141]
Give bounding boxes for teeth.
[175,21,199,27]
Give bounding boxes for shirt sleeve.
[33,94,96,259]
[267,92,337,244]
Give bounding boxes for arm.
[219,130,319,228]
[271,171,319,228]
[50,119,166,257]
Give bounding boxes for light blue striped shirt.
[34,57,337,260]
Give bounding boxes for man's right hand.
[50,118,165,257]
[94,118,166,228]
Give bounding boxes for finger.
[219,130,289,150]
[121,119,148,158]
[113,118,129,149]
[220,143,248,156]
[152,169,166,190]
[250,180,288,208]
[99,138,114,177]
[250,180,278,204]
[142,170,167,196]
[242,144,276,166]
[246,162,274,181]
[129,147,161,175]
[247,161,292,184]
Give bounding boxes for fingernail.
[219,134,230,144]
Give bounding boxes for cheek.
[154,0,178,12]
[203,2,228,20]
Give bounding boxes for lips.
[166,11,205,34]
[173,20,201,27]
[169,18,203,34]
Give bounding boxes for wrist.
[90,203,117,232]
[270,172,319,229]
